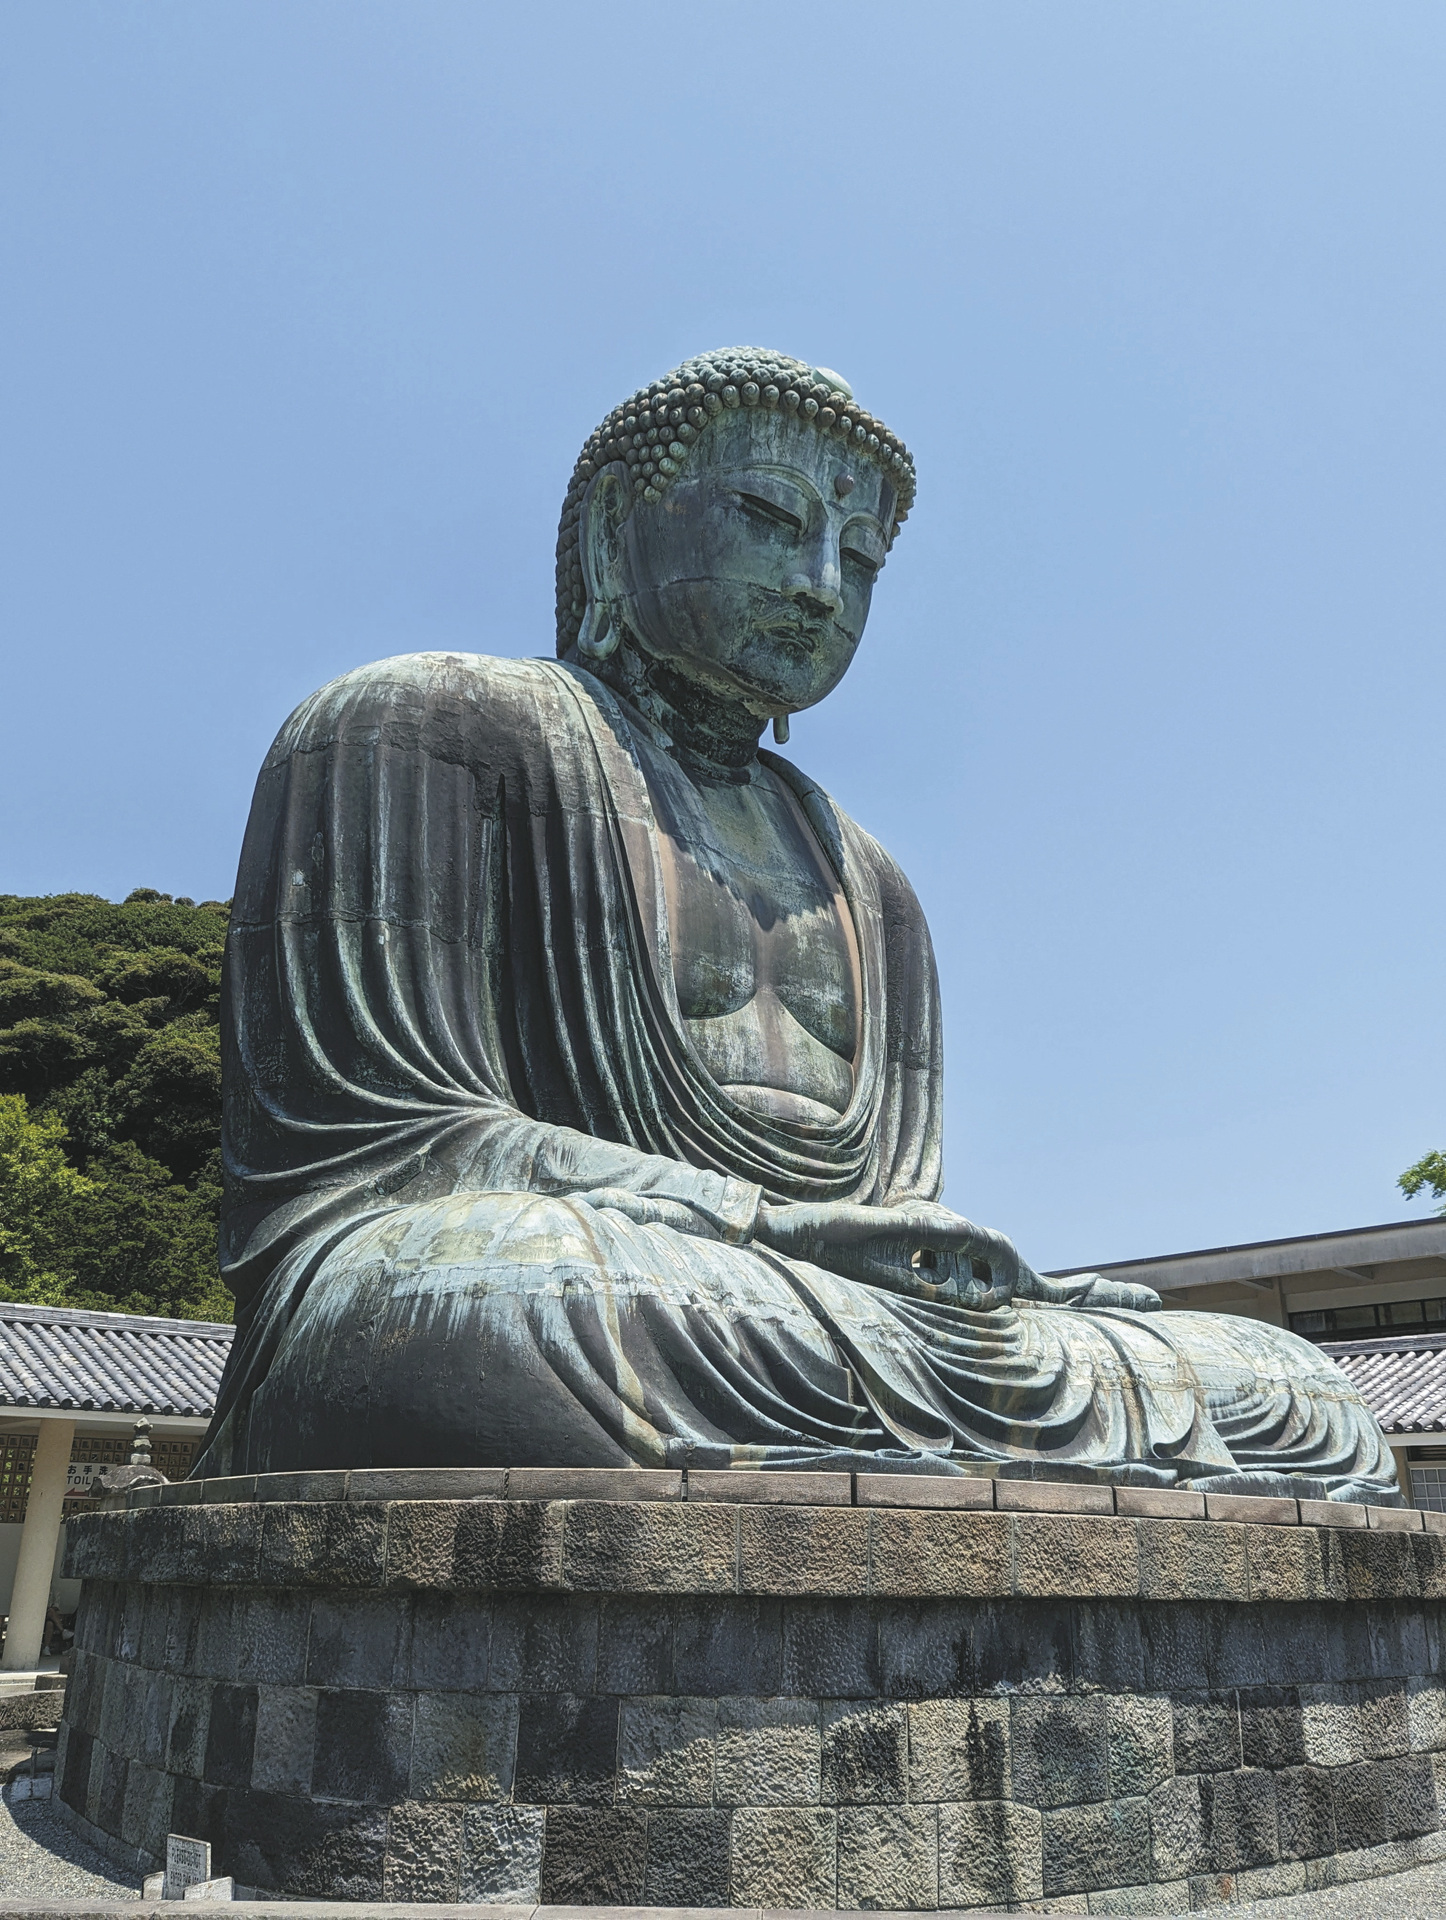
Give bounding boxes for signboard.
[163,1834,211,1901]
[65,1463,102,1497]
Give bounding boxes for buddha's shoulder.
[764,751,921,909]
[267,652,589,762]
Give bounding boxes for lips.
[745,585,835,655]
[754,616,828,652]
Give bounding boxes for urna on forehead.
[554,345,918,656]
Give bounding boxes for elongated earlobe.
[578,468,630,665]
[773,716,791,744]
[576,599,619,661]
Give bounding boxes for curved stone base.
[55,1469,1446,1910]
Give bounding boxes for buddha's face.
[587,407,898,721]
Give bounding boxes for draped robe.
[197,652,1396,1500]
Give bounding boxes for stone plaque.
[163,1833,210,1900]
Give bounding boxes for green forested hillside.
[0,889,232,1321]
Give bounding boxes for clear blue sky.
[3,3,1442,1270]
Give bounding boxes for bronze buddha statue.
[199,347,1396,1503]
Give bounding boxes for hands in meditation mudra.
[201,348,1395,1501]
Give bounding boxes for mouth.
[755,619,824,655]
[742,587,843,667]
[750,603,833,652]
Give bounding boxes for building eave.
[1048,1217,1446,1294]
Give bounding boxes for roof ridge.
[0,1300,233,1337]
[1049,1214,1446,1276]
[1321,1331,1446,1355]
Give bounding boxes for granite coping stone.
[1367,1506,1426,1532]
[994,1480,1115,1516]
[689,1470,852,1507]
[854,1474,992,1510]
[1299,1499,1371,1530]
[63,1494,1446,1603]
[115,1467,1439,1530]
[1205,1493,1300,1527]
[1114,1487,1206,1521]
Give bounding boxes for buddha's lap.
[270,1187,1335,1397]
[237,1190,1387,1477]
[247,1189,856,1469]
[277,1187,843,1351]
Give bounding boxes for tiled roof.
[0,1301,232,1419]
[1321,1331,1446,1435]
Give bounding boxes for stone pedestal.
[54,1469,1446,1909]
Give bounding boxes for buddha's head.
[555,349,916,758]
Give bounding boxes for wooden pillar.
[2,1418,74,1670]
[1391,1444,1414,1508]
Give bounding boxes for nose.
[782,570,843,619]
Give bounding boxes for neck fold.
[593,634,766,782]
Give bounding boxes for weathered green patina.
[199,348,1396,1501]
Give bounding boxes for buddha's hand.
[1021,1269,1164,1312]
[1075,1276,1164,1312]
[575,1188,725,1238]
[752,1200,1021,1305]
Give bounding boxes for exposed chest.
[634,743,861,1122]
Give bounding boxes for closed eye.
[737,490,804,534]
[842,544,880,577]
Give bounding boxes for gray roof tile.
[0,1301,231,1418]
[1321,1331,1446,1435]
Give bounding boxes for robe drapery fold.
[199,652,1396,1501]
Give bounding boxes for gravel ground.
[0,1752,140,1903]
[1227,1858,1446,1918]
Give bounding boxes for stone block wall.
[52,1469,1446,1911]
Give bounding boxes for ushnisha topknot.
[554,346,916,658]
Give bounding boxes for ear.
[577,464,632,660]
[878,475,900,545]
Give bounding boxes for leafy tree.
[54,1139,232,1321]
[1401,1151,1446,1217]
[0,1018,98,1102]
[112,1021,222,1183]
[0,890,232,1320]
[0,1095,95,1303]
